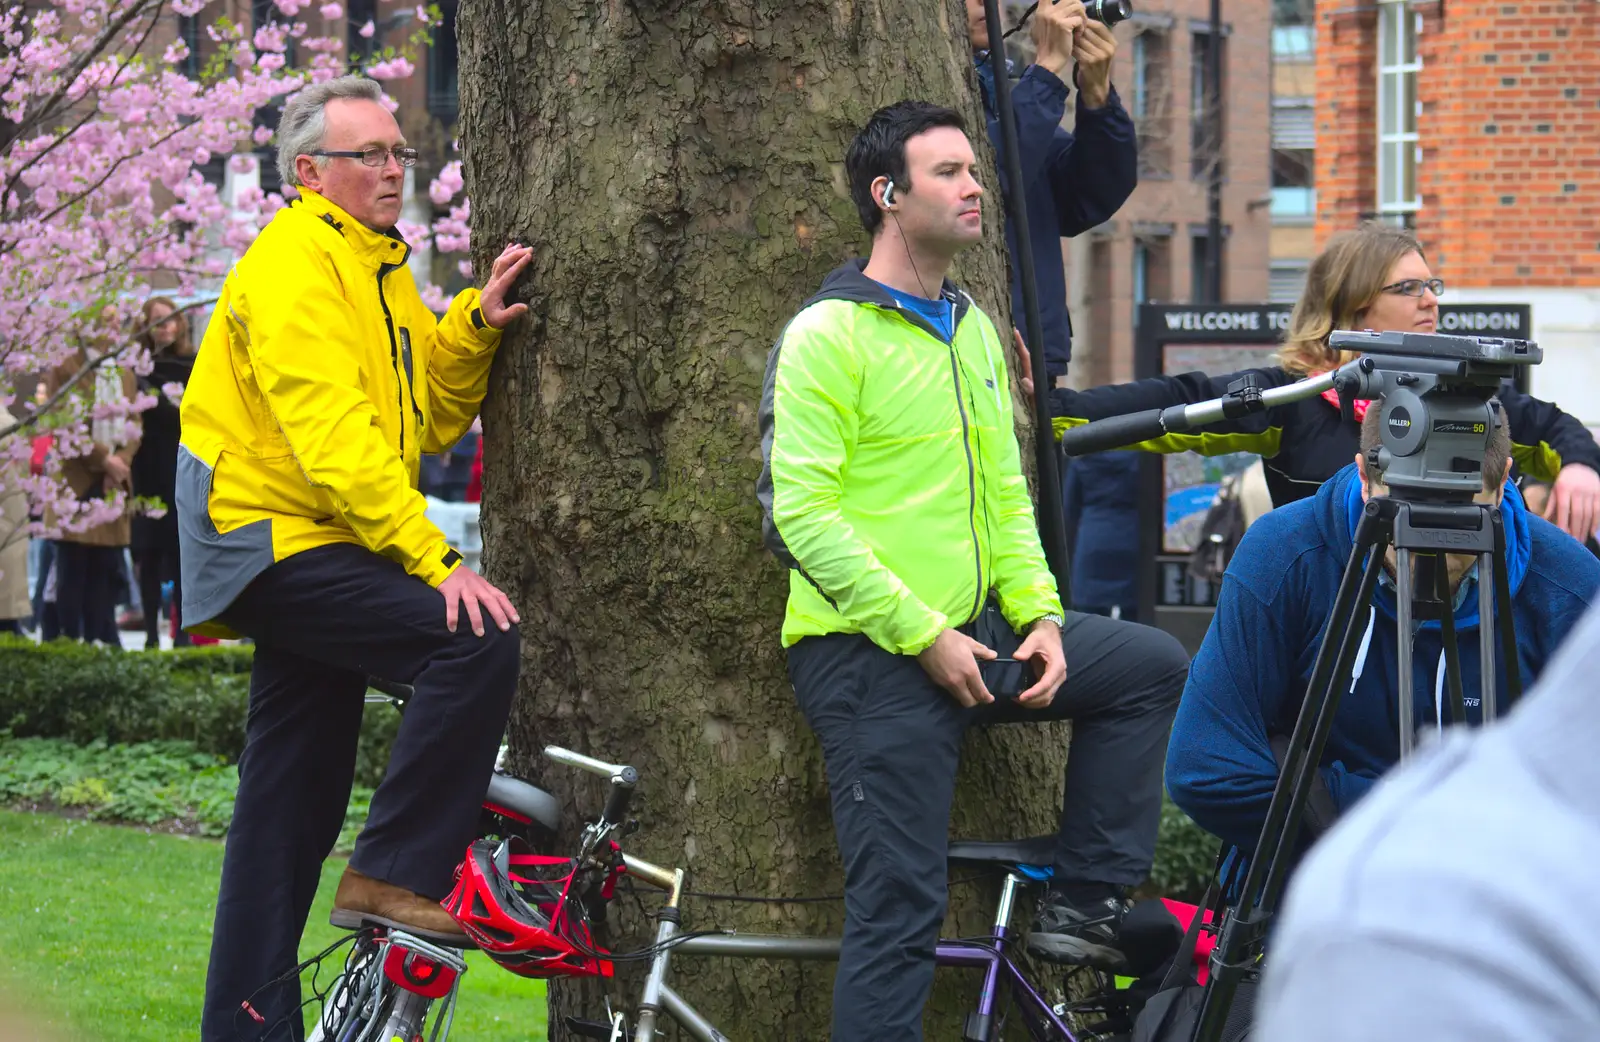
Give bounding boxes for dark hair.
[1360,398,1512,491]
[845,100,967,237]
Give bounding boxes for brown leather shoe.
[329,865,472,947]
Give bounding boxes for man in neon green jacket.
[759,101,1187,1041]
[184,76,532,1040]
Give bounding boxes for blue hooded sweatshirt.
[1168,462,1600,853]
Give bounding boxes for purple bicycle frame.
[937,925,1078,1042]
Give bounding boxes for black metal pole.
[1205,0,1224,301]
[980,0,1074,601]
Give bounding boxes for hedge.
[0,636,399,789]
[0,635,1219,897]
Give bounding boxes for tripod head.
[1328,331,1541,505]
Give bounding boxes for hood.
[803,260,971,341]
[1314,463,1530,631]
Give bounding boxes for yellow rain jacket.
[177,188,502,635]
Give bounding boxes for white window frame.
[1376,0,1421,215]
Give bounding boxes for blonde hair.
[1279,223,1428,375]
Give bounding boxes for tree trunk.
[458,2,1071,1037]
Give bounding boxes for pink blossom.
[395,218,431,246]
[419,283,452,313]
[230,154,257,174]
[162,40,191,64]
[357,18,374,37]
[318,1,342,17]
[366,57,415,81]
[253,125,274,145]
[457,259,473,279]
[429,160,463,205]
[377,93,398,113]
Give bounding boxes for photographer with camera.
[1164,402,1600,860]
[1019,223,1600,541]
[966,0,1137,380]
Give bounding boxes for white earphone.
[881,179,897,208]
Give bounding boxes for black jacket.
[130,354,193,552]
[1051,366,1600,507]
[976,57,1138,377]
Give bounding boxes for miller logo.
[1386,406,1413,438]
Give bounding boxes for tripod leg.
[1396,549,1415,762]
[1434,557,1468,728]
[1492,509,1523,705]
[1189,503,1392,1042]
[1478,550,1497,724]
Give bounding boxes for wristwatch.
[1030,613,1066,630]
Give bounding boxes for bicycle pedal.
[563,1016,617,1039]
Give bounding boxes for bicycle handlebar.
[1058,368,1341,458]
[544,745,637,784]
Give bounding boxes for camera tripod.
[1189,490,1525,1041]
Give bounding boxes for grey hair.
[276,76,385,188]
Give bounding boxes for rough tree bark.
[458,1,1072,1037]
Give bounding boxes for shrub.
[0,637,397,788]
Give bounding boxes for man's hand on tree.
[1031,0,1087,78]
[1014,619,1067,709]
[479,243,535,330]
[1546,462,1600,543]
[438,565,520,637]
[1073,22,1117,109]
[918,628,997,708]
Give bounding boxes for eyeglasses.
[1380,278,1445,298]
[309,146,420,168]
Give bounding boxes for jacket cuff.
[1077,84,1124,115]
[414,538,465,587]
[1025,63,1071,103]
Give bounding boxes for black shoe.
[1026,891,1129,970]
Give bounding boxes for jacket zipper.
[376,264,406,454]
[945,343,985,624]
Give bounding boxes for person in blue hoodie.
[1168,400,1600,856]
[965,0,1138,378]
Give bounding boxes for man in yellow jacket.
[181,76,531,1040]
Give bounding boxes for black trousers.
[52,541,121,646]
[788,611,1187,1042]
[199,544,519,1042]
[134,541,189,648]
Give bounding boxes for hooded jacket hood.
[1311,463,1531,632]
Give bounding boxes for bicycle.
[305,686,1146,1042]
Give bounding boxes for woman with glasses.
[1035,222,1600,540]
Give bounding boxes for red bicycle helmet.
[443,836,613,979]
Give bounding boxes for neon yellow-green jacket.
[177,189,500,634]
[758,262,1063,655]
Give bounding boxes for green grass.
[0,810,547,1041]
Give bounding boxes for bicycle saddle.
[946,834,1057,871]
[485,772,562,833]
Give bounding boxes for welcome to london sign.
[1151,302,1532,336]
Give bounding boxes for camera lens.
[1086,0,1133,26]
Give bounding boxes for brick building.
[1314,0,1600,419]
[1062,0,1276,388]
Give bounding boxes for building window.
[1132,30,1172,177]
[348,0,378,63]
[1191,231,1226,302]
[1133,236,1172,330]
[1270,146,1314,218]
[1269,261,1309,304]
[427,0,460,128]
[1377,0,1420,215]
[1191,30,1226,182]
